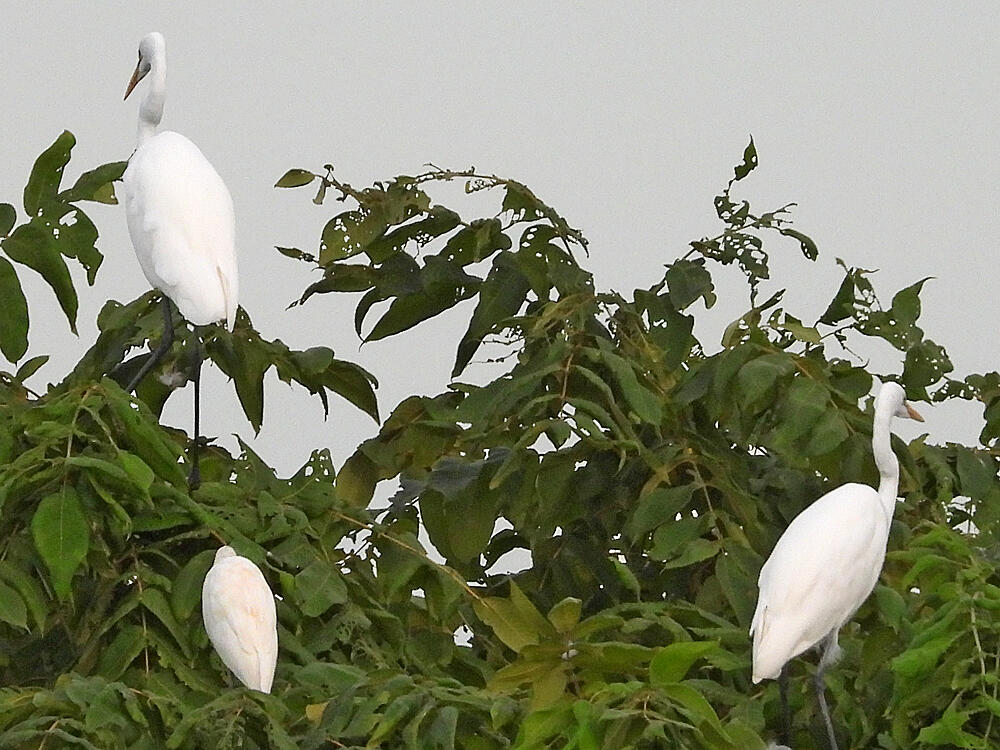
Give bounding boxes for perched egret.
[121,31,238,487]
[750,381,923,750]
[201,546,278,693]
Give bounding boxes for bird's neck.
[872,402,900,520]
[137,64,166,146]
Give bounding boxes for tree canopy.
[1,133,998,749]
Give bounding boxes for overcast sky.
[1,3,997,474]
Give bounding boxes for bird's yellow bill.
[905,403,924,422]
[124,64,145,100]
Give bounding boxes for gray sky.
[1,3,997,474]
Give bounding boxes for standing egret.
[750,381,923,750]
[201,546,278,693]
[121,31,238,487]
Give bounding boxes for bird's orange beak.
[124,63,145,100]
[905,402,924,422]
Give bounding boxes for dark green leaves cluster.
[0,131,124,362]
[276,166,591,378]
[62,291,379,433]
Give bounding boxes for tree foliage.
[1,133,999,749]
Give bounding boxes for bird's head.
[124,32,166,100]
[880,381,924,422]
[214,545,237,563]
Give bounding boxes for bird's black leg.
[188,333,203,490]
[815,632,840,750]
[779,664,791,747]
[126,296,174,393]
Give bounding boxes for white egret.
[750,381,923,750]
[121,31,238,487]
[201,546,278,693]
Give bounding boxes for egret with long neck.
[121,31,238,487]
[749,381,922,750]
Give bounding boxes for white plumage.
[750,382,921,682]
[122,31,238,329]
[751,481,886,681]
[749,381,922,749]
[201,546,278,693]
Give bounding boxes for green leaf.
[337,452,378,508]
[56,209,103,284]
[2,220,78,333]
[772,376,829,447]
[97,626,145,679]
[778,227,819,261]
[426,705,458,750]
[916,703,984,748]
[0,561,48,630]
[666,259,716,310]
[0,256,29,362]
[208,327,270,433]
[649,641,719,684]
[16,354,48,381]
[118,452,155,493]
[956,449,994,498]
[661,683,731,742]
[781,313,821,343]
[102,379,187,486]
[23,130,75,216]
[627,486,694,540]
[375,530,425,599]
[443,218,510,265]
[274,168,316,188]
[141,588,190,656]
[574,642,654,671]
[473,582,555,653]
[637,289,695,369]
[599,349,663,424]
[0,203,14,236]
[368,693,424,745]
[892,633,960,679]
[0,580,28,630]
[546,597,582,634]
[323,359,380,423]
[295,559,348,617]
[732,136,758,181]
[864,278,931,349]
[275,245,315,263]
[171,549,215,622]
[903,339,953,389]
[502,182,546,223]
[803,407,850,456]
[737,353,795,411]
[365,259,479,342]
[530,665,568,709]
[453,252,530,376]
[31,487,90,600]
[59,161,127,204]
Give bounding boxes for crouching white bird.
[121,31,238,487]
[201,546,278,693]
[750,381,923,750]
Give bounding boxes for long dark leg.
[188,334,203,490]
[815,632,841,750]
[126,296,174,392]
[779,664,791,747]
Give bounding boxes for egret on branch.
[750,381,923,750]
[121,31,238,487]
[201,546,278,693]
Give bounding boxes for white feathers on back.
[201,546,278,692]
